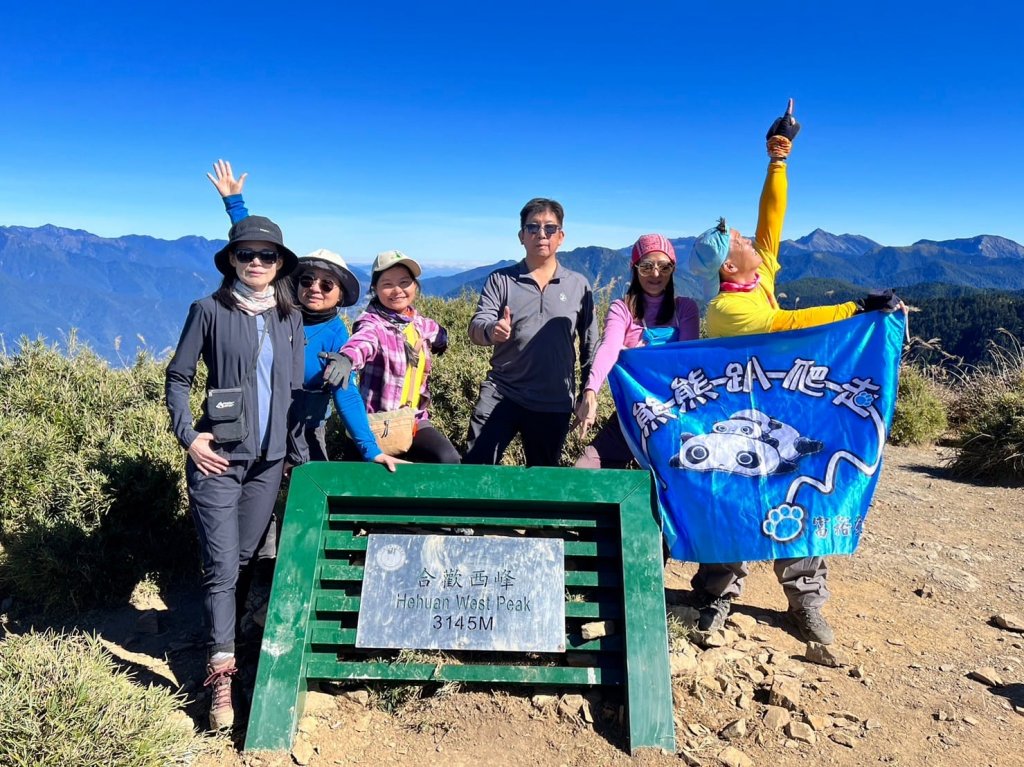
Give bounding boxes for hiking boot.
[204,656,238,730]
[789,606,835,645]
[697,595,733,633]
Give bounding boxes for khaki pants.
[691,557,829,610]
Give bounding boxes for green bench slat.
[304,659,624,686]
[327,512,614,529]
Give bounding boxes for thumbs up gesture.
[492,306,513,344]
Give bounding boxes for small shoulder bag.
[206,319,269,444]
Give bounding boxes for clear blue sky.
[2,2,1021,267]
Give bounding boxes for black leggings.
[402,422,461,464]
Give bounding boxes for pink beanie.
[631,234,676,266]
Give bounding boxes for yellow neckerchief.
[399,322,427,409]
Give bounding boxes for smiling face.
[297,266,343,311]
[518,207,565,264]
[374,264,417,313]
[635,251,675,297]
[228,240,279,291]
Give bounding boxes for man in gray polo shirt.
[465,197,599,466]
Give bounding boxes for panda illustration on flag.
[669,409,823,476]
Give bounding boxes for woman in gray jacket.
[165,215,307,731]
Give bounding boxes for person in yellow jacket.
[687,99,904,645]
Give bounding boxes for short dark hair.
[519,198,564,229]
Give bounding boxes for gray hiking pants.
[187,455,285,654]
[692,557,829,610]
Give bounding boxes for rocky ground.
[40,445,1024,766]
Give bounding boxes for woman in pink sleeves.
[573,234,699,468]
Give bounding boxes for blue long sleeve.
[333,373,382,461]
[224,194,249,224]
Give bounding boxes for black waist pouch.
[207,387,248,444]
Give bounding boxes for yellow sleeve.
[769,301,859,332]
[754,161,788,284]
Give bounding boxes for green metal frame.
[245,463,673,755]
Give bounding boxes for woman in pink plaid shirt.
[324,250,461,464]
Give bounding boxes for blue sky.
[2,2,1021,267]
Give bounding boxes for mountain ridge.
[3,223,1022,363]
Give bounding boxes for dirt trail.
[61,445,1024,766]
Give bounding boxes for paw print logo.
[762,504,806,542]
[854,391,875,408]
[559,292,567,302]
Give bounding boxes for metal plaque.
[355,534,565,652]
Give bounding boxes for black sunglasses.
[234,248,281,265]
[523,223,562,237]
[298,275,338,292]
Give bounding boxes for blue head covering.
[689,218,731,301]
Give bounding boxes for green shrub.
[0,630,204,766]
[0,337,199,612]
[947,332,1024,483]
[889,364,949,446]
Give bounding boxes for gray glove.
[319,352,353,389]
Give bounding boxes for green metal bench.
[245,463,674,755]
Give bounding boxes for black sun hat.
[213,216,299,277]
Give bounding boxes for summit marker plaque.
[356,534,565,652]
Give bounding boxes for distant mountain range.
[2,223,1022,363]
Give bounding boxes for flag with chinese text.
[608,312,905,562]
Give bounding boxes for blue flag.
[608,312,905,563]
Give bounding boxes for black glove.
[766,103,801,142]
[855,289,901,313]
[431,326,449,356]
[319,352,353,389]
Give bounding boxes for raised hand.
[766,99,800,159]
[492,306,513,344]
[766,98,800,141]
[206,158,248,197]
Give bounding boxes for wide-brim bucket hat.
[213,216,299,277]
[297,248,361,307]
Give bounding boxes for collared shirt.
[469,259,598,412]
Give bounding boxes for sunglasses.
[636,260,675,276]
[234,248,281,265]
[523,223,562,237]
[298,275,338,292]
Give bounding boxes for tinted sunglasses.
[233,248,281,265]
[298,275,338,292]
[636,260,675,276]
[523,223,562,237]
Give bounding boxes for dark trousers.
[463,383,571,467]
[691,557,830,610]
[402,422,461,464]
[574,418,636,469]
[187,455,285,654]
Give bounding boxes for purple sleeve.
[675,297,701,341]
[584,300,633,393]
